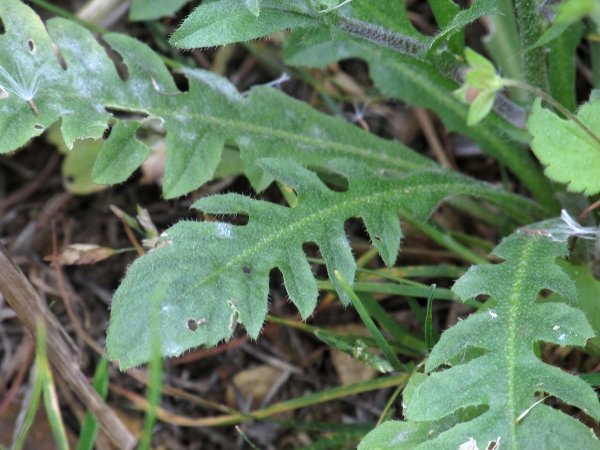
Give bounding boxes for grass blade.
[425,284,439,353]
[76,358,109,450]
[334,270,407,372]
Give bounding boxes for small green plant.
[2,0,600,447]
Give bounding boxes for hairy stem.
[514,0,549,93]
[336,15,427,57]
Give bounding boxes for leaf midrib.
[172,181,471,304]
[506,239,536,448]
[41,87,430,172]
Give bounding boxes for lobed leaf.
[0,0,435,198]
[529,98,600,195]
[108,158,546,368]
[363,220,600,449]
[282,29,559,209]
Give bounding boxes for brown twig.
[0,152,61,214]
[0,338,35,416]
[412,107,455,170]
[50,221,107,357]
[578,199,600,223]
[0,242,137,450]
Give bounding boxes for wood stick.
[0,243,137,450]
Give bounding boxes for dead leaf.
[45,244,116,265]
[225,365,282,408]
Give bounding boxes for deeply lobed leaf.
[282,26,558,209]
[108,158,546,368]
[363,220,600,449]
[0,0,433,198]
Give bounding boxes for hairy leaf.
[129,0,191,21]
[544,261,600,354]
[169,0,319,49]
[529,98,600,195]
[362,220,600,449]
[107,159,546,368]
[170,0,495,59]
[283,29,558,209]
[424,0,497,56]
[0,0,435,198]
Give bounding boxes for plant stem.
[514,0,548,93]
[336,15,426,57]
[503,78,600,149]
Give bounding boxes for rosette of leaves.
[359,219,600,449]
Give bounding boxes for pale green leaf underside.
[529,98,600,195]
[129,0,191,21]
[0,0,432,198]
[107,159,547,368]
[367,221,600,449]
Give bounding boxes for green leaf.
[107,159,546,368]
[348,0,422,39]
[92,120,152,184]
[533,0,598,49]
[46,124,106,195]
[377,220,600,448]
[77,358,109,450]
[424,0,498,56]
[547,22,582,112]
[359,374,487,449]
[428,0,462,53]
[245,0,260,17]
[0,0,436,199]
[129,0,191,21]
[482,0,525,93]
[467,89,495,126]
[283,30,559,210]
[528,98,600,195]
[543,260,600,354]
[169,0,318,49]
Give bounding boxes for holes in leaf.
[104,107,149,121]
[314,168,349,192]
[172,72,189,93]
[102,124,112,140]
[0,17,5,35]
[242,266,251,274]
[27,39,35,54]
[33,123,44,131]
[100,38,129,81]
[187,318,207,332]
[302,241,323,272]
[187,319,198,331]
[134,118,165,140]
[212,213,249,227]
